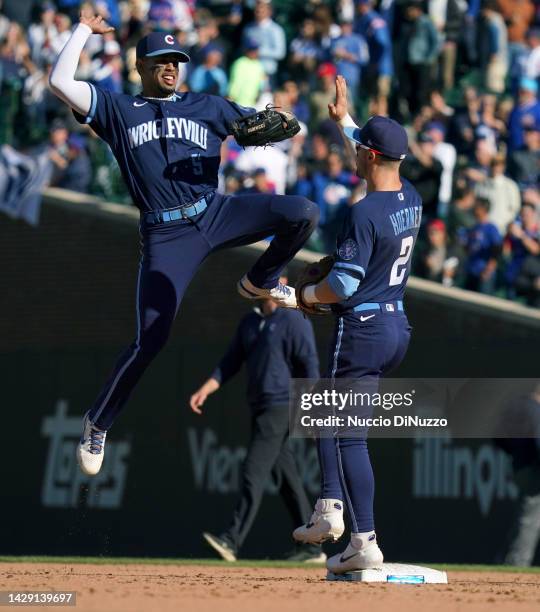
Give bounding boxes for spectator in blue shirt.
[354,0,393,115]
[189,45,228,97]
[94,0,122,30]
[400,0,440,117]
[330,18,369,108]
[311,150,359,252]
[52,134,92,194]
[238,168,276,195]
[476,1,508,94]
[283,80,310,125]
[91,39,123,94]
[289,18,323,83]
[507,123,540,190]
[465,197,503,294]
[508,78,540,151]
[242,0,286,81]
[463,0,481,65]
[504,203,540,298]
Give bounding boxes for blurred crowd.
[0,0,539,306]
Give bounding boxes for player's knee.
[138,319,173,358]
[288,196,320,227]
[303,198,320,227]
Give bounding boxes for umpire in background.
[497,384,540,566]
[190,273,324,563]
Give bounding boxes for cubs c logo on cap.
[164,35,174,45]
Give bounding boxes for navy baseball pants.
[222,404,314,554]
[90,192,318,430]
[317,309,411,533]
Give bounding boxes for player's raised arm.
[328,75,351,123]
[328,75,358,161]
[49,14,114,116]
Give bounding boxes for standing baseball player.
[293,76,422,574]
[190,274,324,563]
[48,14,319,476]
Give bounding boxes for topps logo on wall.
[41,400,130,509]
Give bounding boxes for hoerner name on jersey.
[128,118,208,150]
[389,205,422,236]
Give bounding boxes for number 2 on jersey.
[389,236,414,286]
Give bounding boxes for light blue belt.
[353,300,404,313]
[144,196,208,225]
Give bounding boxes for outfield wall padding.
[1,189,539,563]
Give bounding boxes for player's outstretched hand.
[328,75,349,122]
[80,13,115,35]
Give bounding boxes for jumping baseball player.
[48,14,319,476]
[293,76,422,575]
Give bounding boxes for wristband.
[302,284,318,304]
[339,113,358,129]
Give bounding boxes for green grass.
[0,556,539,573]
[0,557,321,569]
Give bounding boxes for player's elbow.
[48,68,63,95]
[327,268,362,300]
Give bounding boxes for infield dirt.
[2,563,539,612]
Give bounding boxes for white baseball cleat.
[293,498,345,544]
[237,274,297,308]
[326,532,384,575]
[77,411,107,476]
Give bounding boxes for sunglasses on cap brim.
[357,143,384,155]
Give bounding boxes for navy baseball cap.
[343,116,408,160]
[136,32,190,62]
[244,37,260,51]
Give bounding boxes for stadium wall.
[1,189,539,563]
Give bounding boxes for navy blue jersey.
[74,85,253,212]
[331,179,422,313]
[211,308,319,408]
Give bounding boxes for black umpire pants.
[222,404,313,553]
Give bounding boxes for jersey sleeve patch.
[337,238,359,261]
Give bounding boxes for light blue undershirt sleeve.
[326,266,365,300]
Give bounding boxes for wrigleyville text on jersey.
[127,118,208,150]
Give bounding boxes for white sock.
[316,498,343,513]
[350,531,377,550]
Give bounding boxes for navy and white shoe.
[237,275,297,308]
[203,532,237,562]
[77,411,107,476]
[326,532,384,575]
[293,498,345,544]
